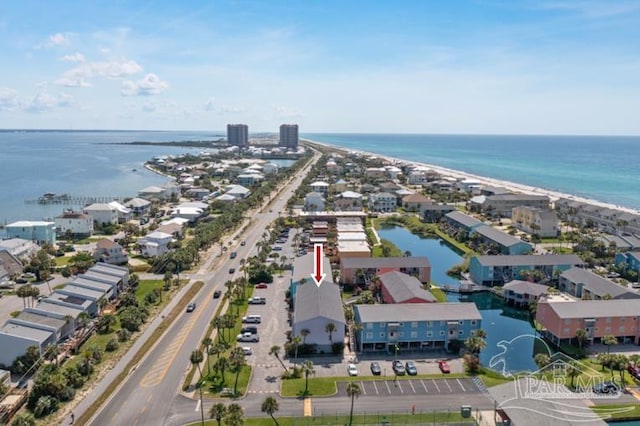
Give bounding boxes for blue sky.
[1,0,639,134]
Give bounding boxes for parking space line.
[443,379,453,392]
[384,380,391,394]
[372,381,379,395]
[397,379,404,394]
[408,379,416,393]
[456,378,466,392]
[432,379,440,392]
[420,379,428,393]
[359,381,366,396]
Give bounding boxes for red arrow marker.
[310,243,326,287]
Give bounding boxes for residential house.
[83,203,119,226]
[444,211,484,237]
[326,160,343,175]
[0,238,39,259]
[138,231,173,258]
[262,162,279,175]
[5,221,56,245]
[615,252,640,274]
[558,267,640,300]
[421,204,455,223]
[365,167,387,180]
[11,311,72,343]
[54,211,93,237]
[536,295,640,345]
[368,192,397,213]
[334,191,363,212]
[86,263,129,289]
[0,250,23,282]
[512,206,559,238]
[108,201,132,223]
[309,181,330,196]
[224,184,251,199]
[341,257,431,285]
[468,194,550,218]
[236,173,264,187]
[385,166,402,180]
[124,198,152,216]
[0,323,55,367]
[471,224,533,255]
[304,192,325,212]
[171,206,204,223]
[379,271,436,304]
[502,280,550,307]
[555,198,640,235]
[402,193,432,212]
[93,239,128,265]
[353,303,481,352]
[469,254,584,287]
[333,179,348,192]
[185,188,211,200]
[337,241,371,262]
[378,182,400,192]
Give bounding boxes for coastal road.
[82,153,320,426]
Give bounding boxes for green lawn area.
[191,411,473,426]
[592,403,640,421]
[430,287,447,303]
[54,256,72,266]
[135,279,164,306]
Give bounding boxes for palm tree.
[97,313,117,334]
[300,329,311,346]
[269,345,288,372]
[203,337,213,376]
[77,311,90,329]
[346,382,362,426]
[292,336,302,360]
[574,328,588,350]
[225,403,244,426]
[534,353,551,370]
[190,349,205,426]
[229,347,246,395]
[566,361,581,389]
[209,403,227,426]
[215,356,230,385]
[301,360,315,394]
[98,297,108,315]
[261,396,280,425]
[325,322,337,345]
[603,335,618,354]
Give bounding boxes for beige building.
[512,206,559,237]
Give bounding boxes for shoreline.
[304,139,640,216]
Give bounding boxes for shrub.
[117,328,132,342]
[105,339,119,352]
[331,342,344,354]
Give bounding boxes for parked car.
[237,333,259,342]
[592,381,619,394]
[242,347,253,356]
[272,246,283,251]
[230,251,237,259]
[213,290,222,299]
[240,240,246,246]
[241,326,258,335]
[242,315,261,324]
[370,362,381,376]
[248,297,266,305]
[186,303,196,313]
[438,361,451,374]
[255,283,268,289]
[392,360,406,375]
[628,365,640,379]
[229,267,236,274]
[405,361,418,376]
[347,363,359,376]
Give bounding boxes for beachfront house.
[124,198,152,216]
[511,206,559,238]
[353,303,481,352]
[108,201,132,223]
[368,192,397,213]
[558,267,640,300]
[5,221,56,245]
[468,194,550,218]
[54,211,94,237]
[469,254,584,287]
[536,295,640,346]
[340,257,431,285]
[83,203,119,226]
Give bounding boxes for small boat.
[132,169,137,172]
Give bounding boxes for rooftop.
[379,271,436,303]
[503,280,550,296]
[0,322,53,342]
[445,211,483,228]
[342,256,431,269]
[474,224,532,248]
[294,282,346,325]
[542,298,640,318]
[474,254,584,267]
[355,302,481,322]
[561,267,639,299]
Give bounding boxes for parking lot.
[336,377,480,397]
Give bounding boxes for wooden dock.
[25,193,125,205]
[441,284,491,294]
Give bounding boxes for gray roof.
[475,254,584,267]
[124,197,151,208]
[503,280,550,297]
[80,271,121,286]
[71,278,113,293]
[294,282,345,325]
[15,311,66,330]
[422,204,455,211]
[379,271,436,303]
[355,302,481,322]
[47,292,94,309]
[292,253,333,284]
[473,225,530,248]
[445,211,483,228]
[561,267,639,299]
[544,299,640,319]
[341,256,431,270]
[56,285,105,300]
[26,303,83,319]
[0,322,53,343]
[488,194,550,202]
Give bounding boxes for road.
[80,154,319,426]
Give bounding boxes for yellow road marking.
[303,397,312,416]
[627,387,640,400]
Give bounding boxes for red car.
[255,283,268,289]
[438,361,451,374]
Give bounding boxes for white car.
[347,363,358,376]
[236,333,259,343]
[242,347,252,356]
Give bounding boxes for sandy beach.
[306,139,640,216]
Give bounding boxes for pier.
[441,283,491,294]
[25,193,125,205]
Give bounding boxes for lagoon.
[377,225,539,374]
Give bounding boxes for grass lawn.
[135,279,164,306]
[430,287,447,303]
[55,256,72,266]
[592,403,640,421]
[202,364,251,397]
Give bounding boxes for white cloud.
[59,52,85,63]
[121,73,169,96]
[49,33,70,45]
[273,105,303,118]
[0,87,20,111]
[55,58,143,87]
[203,97,216,111]
[26,90,73,113]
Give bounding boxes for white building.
[94,239,128,265]
[262,162,279,175]
[0,238,40,259]
[139,231,173,257]
[304,192,325,212]
[368,192,397,212]
[83,203,119,225]
[108,201,132,222]
[512,206,559,238]
[309,181,330,196]
[55,211,94,237]
[0,323,55,367]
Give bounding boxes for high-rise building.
[227,124,249,147]
[279,124,299,149]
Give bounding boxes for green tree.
[534,353,551,370]
[209,403,227,426]
[215,356,229,386]
[566,361,581,389]
[300,328,311,346]
[225,403,244,426]
[574,328,588,350]
[229,347,246,395]
[346,381,362,426]
[269,345,288,372]
[10,413,36,426]
[261,396,280,425]
[96,313,116,334]
[325,322,337,345]
[190,349,205,426]
[203,337,213,376]
[603,335,618,354]
[301,360,315,394]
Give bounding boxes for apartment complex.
[279,124,299,149]
[227,123,249,147]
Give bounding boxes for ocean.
[304,133,640,211]
[0,131,638,225]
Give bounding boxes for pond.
[377,225,540,374]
